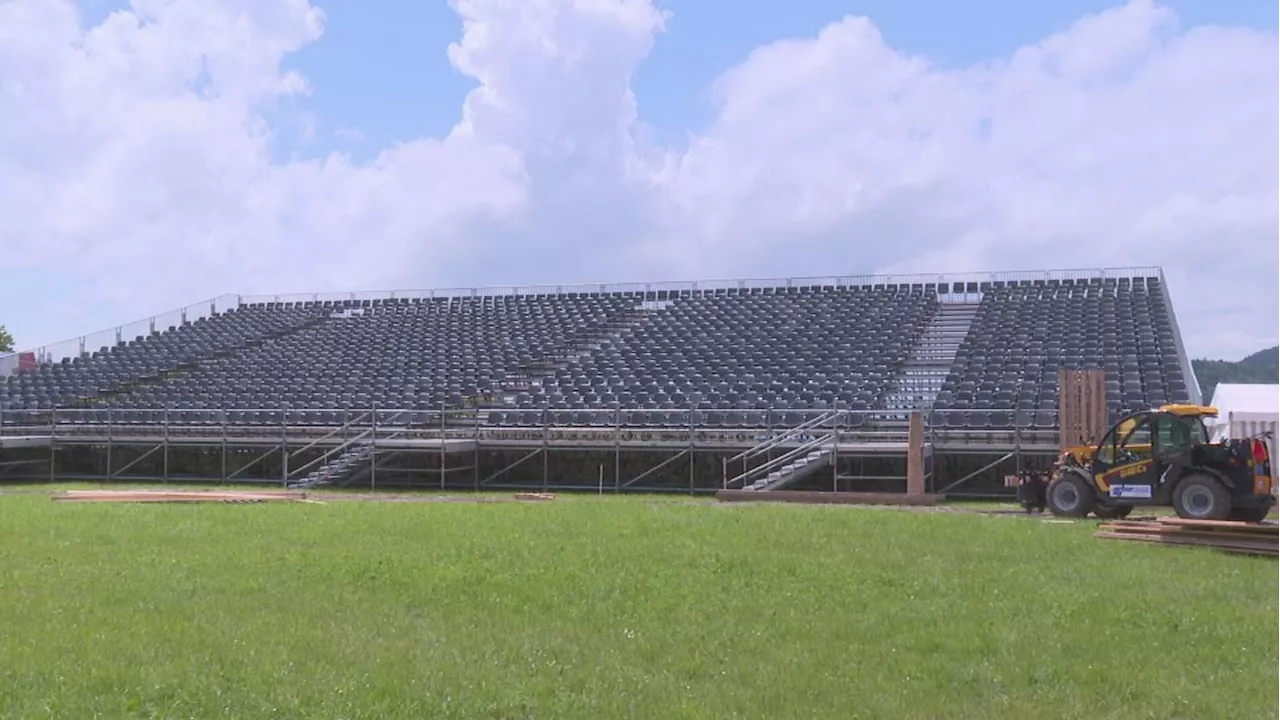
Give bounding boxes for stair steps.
[289,442,375,489]
[743,445,834,492]
[881,300,980,413]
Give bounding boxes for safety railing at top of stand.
[0,294,241,376]
[236,266,1163,307]
[0,265,1165,378]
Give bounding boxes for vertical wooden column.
[907,410,925,496]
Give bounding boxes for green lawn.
[0,493,1274,719]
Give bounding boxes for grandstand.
[0,266,1199,495]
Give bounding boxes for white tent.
[1208,381,1280,415]
[1207,384,1279,472]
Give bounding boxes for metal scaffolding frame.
[2,406,1062,493]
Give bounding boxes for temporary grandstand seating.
[119,294,638,414]
[1,305,324,411]
[0,270,1195,431]
[932,276,1189,428]
[513,287,936,415]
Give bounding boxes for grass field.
[0,490,1275,719]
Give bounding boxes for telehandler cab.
[1018,404,1275,522]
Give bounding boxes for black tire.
[1227,506,1272,523]
[1172,475,1231,521]
[1093,504,1133,520]
[1047,472,1096,518]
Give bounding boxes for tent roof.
[1209,383,1279,416]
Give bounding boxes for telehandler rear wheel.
[1172,474,1231,521]
[1047,472,1096,518]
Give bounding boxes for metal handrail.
[726,409,842,465]
[725,432,835,489]
[289,411,372,458]
[286,428,374,482]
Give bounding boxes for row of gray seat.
[939,280,1189,415]
[2,276,1192,428]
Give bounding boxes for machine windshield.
[1096,414,1152,465]
[1154,413,1209,454]
[1097,411,1210,465]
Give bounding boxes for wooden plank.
[60,489,306,498]
[54,490,308,503]
[1095,530,1274,550]
[1096,524,1279,547]
[1155,516,1278,533]
[1059,368,1107,454]
[1060,369,1077,454]
[1094,531,1278,555]
[1100,521,1277,540]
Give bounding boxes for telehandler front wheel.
[1093,504,1133,520]
[1226,506,1271,523]
[1047,472,1096,518]
[1172,475,1231,521]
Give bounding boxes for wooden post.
[907,410,925,496]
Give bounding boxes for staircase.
[743,445,834,491]
[725,411,840,492]
[882,300,980,413]
[288,441,375,489]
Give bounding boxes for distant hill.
[1192,346,1279,401]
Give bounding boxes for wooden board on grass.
[1097,522,1280,546]
[1155,517,1278,534]
[1094,531,1278,556]
[54,490,309,503]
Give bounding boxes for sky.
[0,0,1276,361]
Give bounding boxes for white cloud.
[334,126,365,144]
[0,0,1275,360]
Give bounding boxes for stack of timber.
[1058,368,1108,454]
[54,490,310,504]
[1096,516,1278,557]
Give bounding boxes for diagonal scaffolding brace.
[935,451,1016,496]
[622,448,691,489]
[227,443,286,481]
[109,442,166,479]
[479,447,543,486]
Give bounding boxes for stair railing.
[286,427,374,484]
[723,409,841,485]
[724,431,836,490]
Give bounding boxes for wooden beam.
[906,410,925,496]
